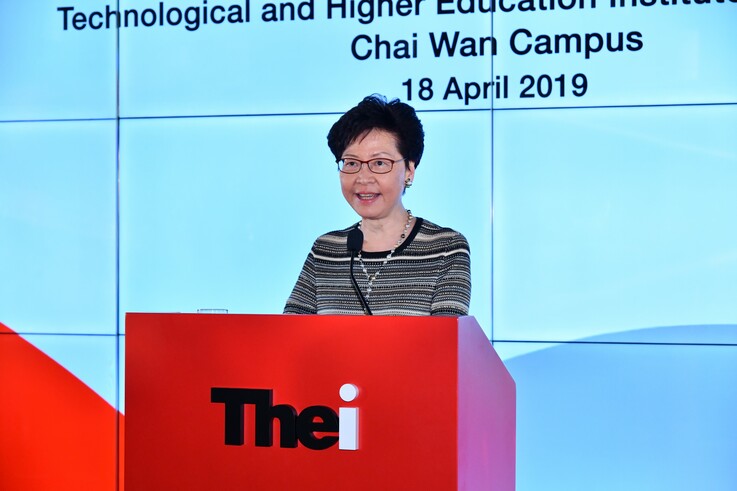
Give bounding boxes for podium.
[125,314,515,490]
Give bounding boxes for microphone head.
[347,227,364,253]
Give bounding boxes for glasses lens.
[368,159,393,174]
[339,159,361,173]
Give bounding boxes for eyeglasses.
[337,157,407,174]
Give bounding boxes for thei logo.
[210,383,359,451]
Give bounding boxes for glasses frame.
[337,157,407,174]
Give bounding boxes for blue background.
[1,0,736,488]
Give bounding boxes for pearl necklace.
[357,209,413,300]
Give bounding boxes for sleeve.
[283,247,318,314]
[430,233,471,316]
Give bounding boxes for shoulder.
[413,219,470,254]
[309,224,358,256]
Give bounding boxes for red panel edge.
[457,316,516,490]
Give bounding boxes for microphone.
[347,227,372,315]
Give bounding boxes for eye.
[343,159,360,169]
[372,159,389,168]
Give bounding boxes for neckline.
[356,218,423,259]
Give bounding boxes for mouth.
[356,193,379,201]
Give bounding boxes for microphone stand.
[349,252,372,315]
[347,228,372,315]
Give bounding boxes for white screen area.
[118,112,492,332]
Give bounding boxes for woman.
[284,95,471,316]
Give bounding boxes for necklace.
[357,209,413,300]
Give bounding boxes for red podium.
[125,314,515,490]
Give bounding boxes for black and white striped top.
[284,218,471,316]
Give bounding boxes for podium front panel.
[126,313,463,490]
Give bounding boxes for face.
[339,129,415,222]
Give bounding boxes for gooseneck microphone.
[347,227,372,315]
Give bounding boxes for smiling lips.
[357,193,380,201]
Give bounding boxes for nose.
[355,162,376,181]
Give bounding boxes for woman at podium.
[284,95,471,316]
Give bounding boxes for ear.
[404,160,416,182]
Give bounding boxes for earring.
[405,178,413,189]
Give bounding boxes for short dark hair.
[327,94,425,167]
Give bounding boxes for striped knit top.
[283,218,471,316]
